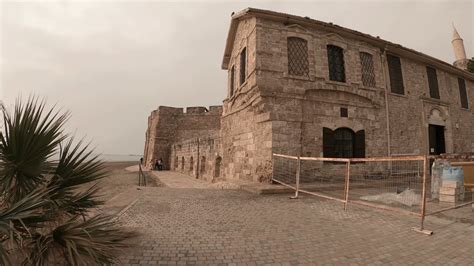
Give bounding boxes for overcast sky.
[1,0,472,155]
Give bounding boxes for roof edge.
[221,8,474,80]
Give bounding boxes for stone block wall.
[144,9,473,184]
[170,137,222,182]
[143,106,222,169]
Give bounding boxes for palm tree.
[0,98,135,265]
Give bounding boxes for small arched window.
[287,37,309,76]
[214,156,222,178]
[327,45,345,82]
[240,48,247,85]
[230,66,235,97]
[200,156,206,174]
[323,127,365,158]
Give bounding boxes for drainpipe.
[381,47,392,157]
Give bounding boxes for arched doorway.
[200,156,206,177]
[214,156,222,178]
[181,156,185,170]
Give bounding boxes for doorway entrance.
[428,124,445,155]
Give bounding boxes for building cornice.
[221,8,474,81]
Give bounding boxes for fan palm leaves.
[0,98,135,265]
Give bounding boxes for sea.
[99,154,142,162]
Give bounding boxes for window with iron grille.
[240,48,246,85]
[287,37,309,76]
[230,66,235,97]
[359,52,376,87]
[426,66,440,99]
[327,45,345,82]
[458,78,469,109]
[387,54,404,94]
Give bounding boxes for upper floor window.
[458,78,469,109]
[240,48,247,85]
[327,45,345,82]
[359,52,376,87]
[426,66,440,99]
[386,54,404,94]
[287,37,309,76]
[323,127,365,158]
[230,66,235,97]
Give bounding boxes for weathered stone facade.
[144,8,474,183]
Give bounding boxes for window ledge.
[420,97,449,107]
[388,92,408,98]
[283,72,312,81]
[326,80,350,87]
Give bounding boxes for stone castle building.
[144,8,473,183]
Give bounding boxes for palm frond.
[0,97,69,204]
[27,215,136,265]
[47,137,107,215]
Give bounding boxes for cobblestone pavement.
[149,171,212,189]
[115,183,474,265]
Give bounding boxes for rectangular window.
[340,107,348,118]
[230,66,235,97]
[426,66,440,99]
[387,54,404,94]
[327,45,345,82]
[287,37,309,76]
[458,78,469,109]
[359,52,376,87]
[240,48,246,85]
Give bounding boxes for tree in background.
[0,98,135,265]
[467,57,474,73]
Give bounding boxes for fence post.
[344,160,351,211]
[291,156,301,199]
[138,163,142,186]
[414,155,433,235]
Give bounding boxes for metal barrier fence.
[272,154,431,234]
[274,153,474,234]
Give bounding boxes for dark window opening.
[323,127,365,158]
[181,156,185,170]
[327,45,345,82]
[240,48,246,85]
[230,66,235,97]
[387,54,404,94]
[287,37,309,76]
[426,66,440,99]
[458,78,469,109]
[190,156,194,171]
[359,52,376,87]
[340,107,348,118]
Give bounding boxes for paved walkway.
[115,171,474,265]
[150,171,212,189]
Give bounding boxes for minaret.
[452,24,468,70]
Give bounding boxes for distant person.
[140,157,143,165]
[158,158,163,171]
[154,159,159,171]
